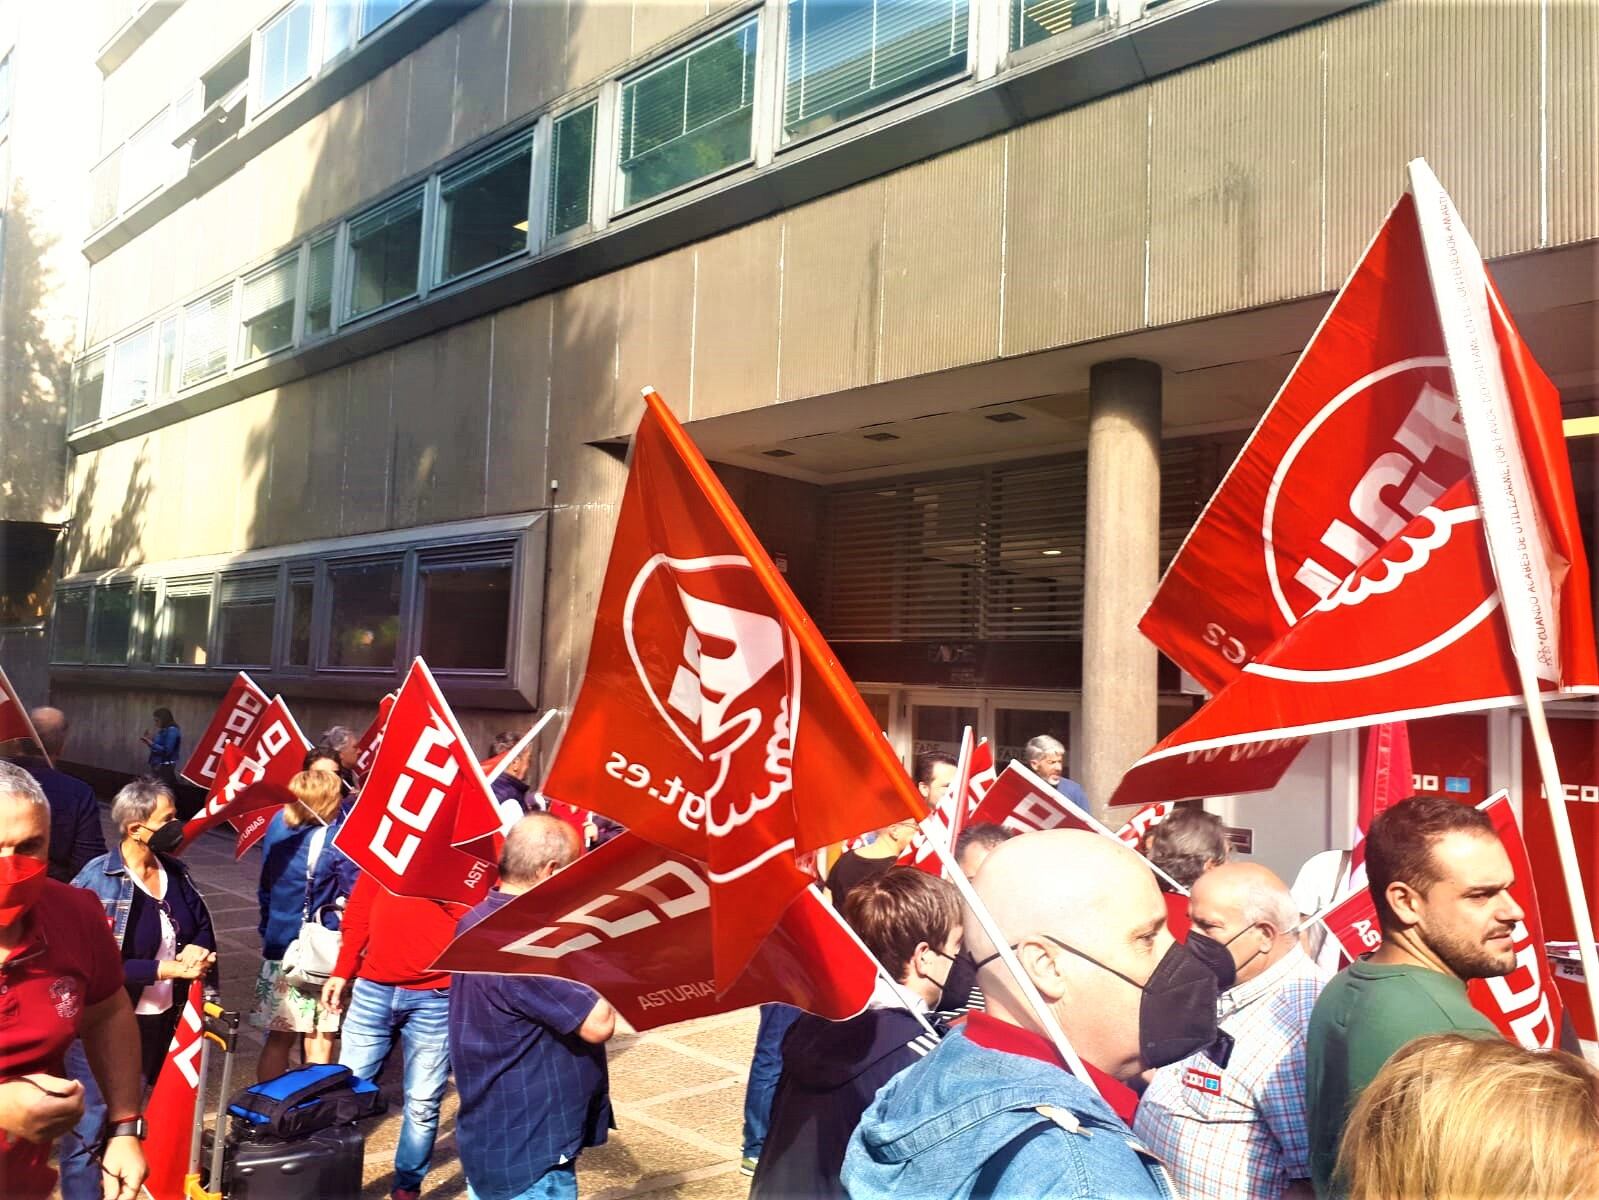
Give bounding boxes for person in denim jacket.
[844,830,1195,1200]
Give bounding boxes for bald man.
[1133,863,1326,1200]
[844,830,1216,1200]
[448,815,617,1200]
[13,708,106,882]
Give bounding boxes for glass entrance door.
[908,697,980,763]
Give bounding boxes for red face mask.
[0,855,47,924]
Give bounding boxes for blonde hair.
[1338,1033,1599,1200]
[283,770,343,829]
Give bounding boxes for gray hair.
[111,776,174,834]
[322,725,358,751]
[1236,874,1301,934]
[499,813,579,886]
[1022,734,1064,765]
[0,761,48,812]
[1144,807,1229,889]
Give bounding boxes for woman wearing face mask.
[71,777,218,1080]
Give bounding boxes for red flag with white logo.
[138,991,205,1200]
[540,389,927,990]
[333,659,499,906]
[1349,722,1413,881]
[355,692,396,780]
[901,732,997,874]
[177,697,311,855]
[1315,791,1563,1049]
[180,672,269,788]
[433,832,876,1030]
[0,663,49,765]
[1114,801,1178,848]
[1111,169,1597,808]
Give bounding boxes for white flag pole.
[923,834,1094,1086]
[1409,158,1599,1021]
[484,709,559,786]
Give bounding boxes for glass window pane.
[133,588,158,661]
[120,109,173,212]
[323,0,359,60]
[53,591,90,663]
[784,0,969,139]
[548,105,596,239]
[360,0,415,38]
[161,587,212,665]
[73,350,108,428]
[286,578,314,666]
[90,587,134,664]
[419,563,511,671]
[910,703,977,761]
[108,327,154,416]
[348,190,423,317]
[240,255,298,359]
[438,134,533,283]
[1012,0,1104,51]
[257,0,314,112]
[181,286,233,388]
[328,560,401,668]
[306,234,336,337]
[155,316,179,398]
[619,20,758,209]
[218,573,277,666]
[992,706,1072,775]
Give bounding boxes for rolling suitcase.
[201,1124,364,1200]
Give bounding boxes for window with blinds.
[239,254,299,360]
[548,104,597,240]
[181,286,233,389]
[784,0,969,140]
[305,233,336,337]
[438,131,533,284]
[155,316,179,399]
[72,350,108,429]
[1012,0,1107,51]
[820,445,1218,642]
[161,578,213,665]
[348,188,423,317]
[218,571,278,666]
[619,18,758,209]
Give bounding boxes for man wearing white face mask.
[1134,863,1326,1200]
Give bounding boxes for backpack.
[227,1064,384,1140]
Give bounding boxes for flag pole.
[484,709,559,786]
[808,886,938,1038]
[923,835,1094,1085]
[1409,159,1599,1022]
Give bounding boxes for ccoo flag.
[1112,163,1596,808]
[138,992,206,1200]
[181,672,270,788]
[540,388,927,990]
[177,696,311,856]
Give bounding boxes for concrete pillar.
[1080,359,1162,817]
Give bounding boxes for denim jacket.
[842,1029,1176,1200]
[71,843,217,1000]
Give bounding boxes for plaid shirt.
[1133,946,1325,1200]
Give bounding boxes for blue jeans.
[467,1162,577,1200]
[740,1003,801,1159]
[339,980,452,1192]
[57,1040,105,1200]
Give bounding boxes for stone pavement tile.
[651,1021,758,1072]
[581,1117,732,1194]
[632,1085,747,1155]
[607,1039,741,1106]
[616,1165,752,1200]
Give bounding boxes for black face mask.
[143,819,185,855]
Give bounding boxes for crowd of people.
[2,720,1598,1200]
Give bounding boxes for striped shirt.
[1133,946,1326,1200]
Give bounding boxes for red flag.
[540,389,926,989]
[177,697,310,854]
[138,991,205,1199]
[1114,801,1178,848]
[433,832,876,1031]
[1112,172,1596,808]
[0,663,49,764]
[901,733,997,874]
[333,660,498,906]
[1349,722,1413,878]
[1316,792,1562,1049]
[354,693,396,780]
[180,672,270,788]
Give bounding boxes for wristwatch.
[106,1115,147,1140]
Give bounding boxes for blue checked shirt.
[1133,946,1326,1200]
[449,892,614,1200]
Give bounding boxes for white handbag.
[281,825,342,992]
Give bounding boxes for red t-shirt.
[331,874,468,991]
[963,1009,1142,1125]
[0,879,126,1197]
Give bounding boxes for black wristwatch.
[106,1115,147,1140]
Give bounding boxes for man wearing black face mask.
[844,830,1227,1200]
[1134,863,1326,1200]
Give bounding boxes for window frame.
[343,185,427,322]
[433,128,537,288]
[413,542,518,678]
[50,586,93,665]
[87,581,137,667]
[215,567,282,668]
[179,282,237,391]
[544,101,600,245]
[323,552,409,675]
[107,323,156,418]
[251,0,316,119]
[158,575,215,668]
[71,348,109,430]
[303,230,339,341]
[237,251,302,364]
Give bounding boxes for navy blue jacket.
[73,844,216,1005]
[16,757,107,882]
[751,1005,939,1200]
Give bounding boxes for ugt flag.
[1111,159,1597,808]
[434,832,878,1030]
[0,663,49,764]
[178,696,311,856]
[181,672,269,788]
[334,659,499,906]
[1316,791,1563,1050]
[139,992,205,1200]
[541,388,927,990]
[901,731,997,874]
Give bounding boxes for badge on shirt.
[50,977,82,1021]
[1181,1066,1222,1095]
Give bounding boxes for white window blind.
[181,287,233,388]
[241,256,298,321]
[220,573,278,605]
[306,234,336,336]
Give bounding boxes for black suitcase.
[202,1124,364,1199]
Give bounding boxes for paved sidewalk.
[90,812,758,1200]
